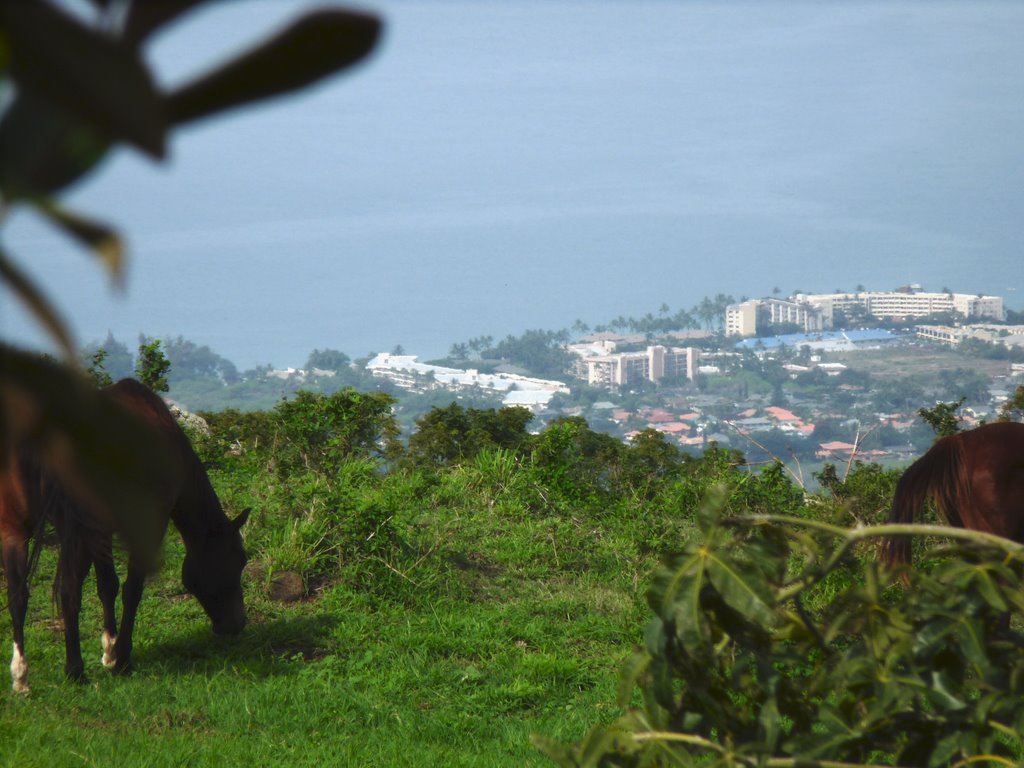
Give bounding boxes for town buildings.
[726,287,1005,338]
[567,340,701,388]
[365,353,569,410]
[916,324,1024,349]
[725,298,824,336]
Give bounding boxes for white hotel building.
[568,342,701,388]
[726,288,1005,337]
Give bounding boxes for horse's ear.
[232,508,251,530]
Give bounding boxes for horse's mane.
[883,432,969,567]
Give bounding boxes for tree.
[273,389,400,473]
[161,335,239,384]
[490,329,572,379]
[617,429,681,499]
[135,339,171,393]
[305,348,351,372]
[918,397,966,437]
[998,384,1024,422]
[936,367,990,404]
[85,348,113,388]
[671,307,698,331]
[694,296,717,331]
[406,403,533,468]
[530,416,624,506]
[83,332,134,381]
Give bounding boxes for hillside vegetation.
[4,390,1024,766]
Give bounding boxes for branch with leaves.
[540,493,1024,768]
[0,0,381,534]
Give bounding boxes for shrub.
[540,494,1024,767]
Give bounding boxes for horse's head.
[182,508,250,635]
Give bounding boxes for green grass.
[0,442,836,766]
[0,524,643,767]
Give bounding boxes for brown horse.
[1,379,249,693]
[883,421,1024,568]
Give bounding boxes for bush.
[540,494,1024,767]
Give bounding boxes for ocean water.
[3,1,1022,370]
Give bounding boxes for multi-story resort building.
[725,298,825,337]
[568,341,701,388]
[795,289,1004,326]
[917,324,1024,349]
[726,287,1005,337]
[365,353,569,409]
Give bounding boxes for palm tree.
[695,297,717,331]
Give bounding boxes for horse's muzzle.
[212,613,246,636]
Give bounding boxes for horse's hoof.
[101,632,118,668]
[12,680,29,695]
[112,661,134,677]
[10,644,29,694]
[65,668,87,684]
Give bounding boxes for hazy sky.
[3,1,1023,368]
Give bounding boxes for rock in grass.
[269,570,305,603]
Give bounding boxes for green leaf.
[165,9,382,126]
[694,485,726,534]
[705,550,776,629]
[652,550,709,653]
[928,670,967,711]
[0,90,111,199]
[972,568,1009,612]
[0,346,173,565]
[0,247,75,359]
[32,200,125,288]
[2,1,165,158]
[954,615,990,671]
[617,650,651,708]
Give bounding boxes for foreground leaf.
[0,347,170,564]
[2,0,165,159]
[0,247,75,358]
[165,9,382,126]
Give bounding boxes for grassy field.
[831,343,1015,379]
[0,510,649,767]
[0,410,863,767]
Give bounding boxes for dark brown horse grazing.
[1,379,249,693]
[883,421,1024,568]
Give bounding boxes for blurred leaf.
[705,551,776,629]
[0,346,171,564]
[32,200,125,288]
[650,550,707,654]
[2,0,165,158]
[0,89,111,199]
[165,9,381,126]
[0,247,75,358]
[972,567,1009,612]
[122,0,208,44]
[617,650,651,708]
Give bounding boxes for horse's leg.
[58,535,92,682]
[111,555,146,675]
[2,534,31,694]
[93,537,119,668]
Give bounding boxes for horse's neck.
[171,455,227,546]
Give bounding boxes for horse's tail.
[46,477,114,609]
[881,434,967,569]
[20,450,53,582]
